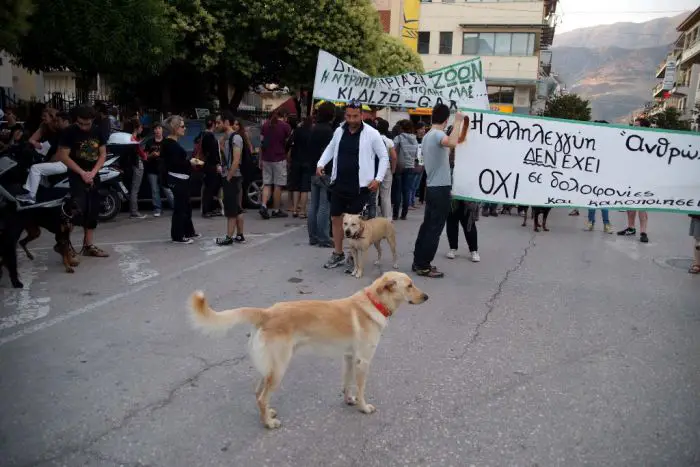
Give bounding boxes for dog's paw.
[70,259,80,267]
[264,418,282,429]
[11,279,24,289]
[65,267,75,273]
[345,395,358,406]
[543,227,550,232]
[359,403,376,414]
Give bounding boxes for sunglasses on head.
[346,99,362,110]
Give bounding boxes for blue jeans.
[392,169,414,218]
[308,176,332,245]
[409,170,422,206]
[148,173,174,212]
[588,208,610,225]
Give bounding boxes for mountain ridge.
[550,13,689,122]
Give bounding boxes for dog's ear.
[382,279,397,291]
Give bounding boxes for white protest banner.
[313,50,489,110]
[452,110,700,214]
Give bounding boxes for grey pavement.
[1,206,698,467]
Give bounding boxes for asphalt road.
[1,206,698,467]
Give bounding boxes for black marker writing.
[625,134,699,166]
[473,118,597,156]
[478,169,519,199]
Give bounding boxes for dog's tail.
[189,291,266,335]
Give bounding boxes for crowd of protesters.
[2,102,699,277]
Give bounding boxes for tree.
[650,107,690,131]
[374,35,424,76]
[209,0,391,109]
[167,0,224,70]
[0,0,34,53]
[542,94,591,121]
[13,0,177,77]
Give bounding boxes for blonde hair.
[163,115,184,133]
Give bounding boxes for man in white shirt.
[316,100,389,270]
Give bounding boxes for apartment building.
[651,7,700,128]
[417,0,557,114]
[370,0,557,116]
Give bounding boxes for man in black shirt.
[316,100,389,270]
[57,105,109,257]
[201,114,223,217]
[93,102,113,142]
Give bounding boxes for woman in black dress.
[161,116,199,244]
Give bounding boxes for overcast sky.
[556,0,698,33]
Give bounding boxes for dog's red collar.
[365,290,392,318]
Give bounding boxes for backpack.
[226,132,254,176]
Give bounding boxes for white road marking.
[1,253,51,331]
[0,226,303,347]
[113,244,160,285]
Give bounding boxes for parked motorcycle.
[0,132,134,221]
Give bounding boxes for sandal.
[81,244,109,257]
[689,264,700,274]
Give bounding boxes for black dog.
[520,206,552,232]
[0,199,78,288]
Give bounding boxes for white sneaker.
[446,249,457,259]
[470,251,481,262]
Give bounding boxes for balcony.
[680,39,700,66]
[652,82,664,98]
[540,49,552,75]
[655,61,667,79]
[671,83,689,96]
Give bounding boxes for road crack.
[452,233,536,359]
[24,355,247,467]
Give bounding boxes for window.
[439,32,453,54]
[487,86,515,104]
[418,32,430,54]
[462,32,536,56]
[462,33,479,55]
[494,33,511,55]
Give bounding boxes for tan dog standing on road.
[343,213,399,278]
[189,271,428,429]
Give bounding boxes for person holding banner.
[617,117,652,243]
[412,105,465,278]
[316,100,389,271]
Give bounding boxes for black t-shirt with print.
[144,138,163,174]
[58,124,106,171]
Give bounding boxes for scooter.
[2,132,134,221]
[45,154,128,221]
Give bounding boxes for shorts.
[68,172,101,230]
[287,162,312,192]
[330,187,370,218]
[222,176,242,218]
[262,160,287,187]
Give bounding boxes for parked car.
[121,118,264,209]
